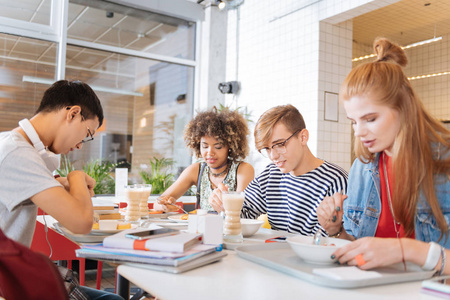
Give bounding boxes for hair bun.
[373,37,408,67]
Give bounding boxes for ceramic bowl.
[286,235,351,265]
[240,219,264,237]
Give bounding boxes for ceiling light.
[408,71,450,81]
[352,37,442,62]
[214,0,244,10]
[217,1,226,10]
[22,76,144,97]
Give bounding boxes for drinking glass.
[222,191,245,243]
[124,185,141,222]
[139,184,152,218]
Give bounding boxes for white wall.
[407,33,450,121]
[221,0,399,174]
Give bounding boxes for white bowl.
[240,219,264,237]
[286,235,351,265]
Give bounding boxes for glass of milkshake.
[124,185,141,222]
[222,191,245,243]
[139,184,152,218]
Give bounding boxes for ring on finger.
[355,254,366,267]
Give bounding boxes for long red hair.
[340,37,450,240]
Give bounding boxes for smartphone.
[422,276,450,294]
[125,228,179,240]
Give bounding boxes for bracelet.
[398,238,406,271]
[328,223,343,238]
[422,242,441,270]
[439,246,447,276]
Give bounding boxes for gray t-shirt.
[0,131,62,246]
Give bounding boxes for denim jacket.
[343,145,450,248]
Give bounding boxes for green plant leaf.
[139,157,175,194]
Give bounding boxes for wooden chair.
[31,211,103,289]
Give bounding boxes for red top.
[375,153,414,238]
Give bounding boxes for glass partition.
[64,45,195,180]
[0,33,56,131]
[68,1,196,60]
[0,0,52,26]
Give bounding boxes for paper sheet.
[313,266,382,280]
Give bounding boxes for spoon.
[313,190,344,245]
[312,218,330,245]
[168,204,189,215]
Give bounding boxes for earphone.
[18,119,60,172]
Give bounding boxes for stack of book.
[75,230,226,273]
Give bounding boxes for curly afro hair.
[184,107,250,161]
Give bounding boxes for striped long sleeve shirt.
[242,161,348,235]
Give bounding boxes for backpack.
[0,228,69,300]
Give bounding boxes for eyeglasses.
[80,113,94,143]
[259,129,301,158]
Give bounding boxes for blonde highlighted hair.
[254,104,306,151]
[340,37,450,240]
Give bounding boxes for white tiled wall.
[352,32,450,125]
[407,33,450,121]
[316,20,353,171]
[220,0,398,173]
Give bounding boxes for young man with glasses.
[242,104,348,235]
[0,80,123,300]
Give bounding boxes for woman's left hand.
[332,237,403,270]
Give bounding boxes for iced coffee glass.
[222,191,245,243]
[139,184,152,218]
[124,185,141,222]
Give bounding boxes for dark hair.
[36,80,104,127]
[184,107,250,161]
[254,104,306,151]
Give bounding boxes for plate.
[90,222,139,235]
[147,211,178,219]
[54,223,107,243]
[90,228,123,235]
[167,214,189,223]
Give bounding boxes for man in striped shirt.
[242,105,348,236]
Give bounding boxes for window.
[0,0,197,183]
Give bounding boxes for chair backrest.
[0,229,69,299]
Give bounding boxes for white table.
[116,229,437,300]
[117,251,437,300]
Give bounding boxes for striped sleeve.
[242,161,348,235]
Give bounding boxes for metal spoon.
[168,204,189,215]
[313,190,344,245]
[313,218,330,245]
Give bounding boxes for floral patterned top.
[198,160,241,211]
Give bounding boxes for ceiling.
[353,0,450,48]
[0,0,448,73]
[0,0,193,78]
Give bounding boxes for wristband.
[439,246,447,276]
[328,223,343,238]
[422,242,441,270]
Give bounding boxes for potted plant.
[139,157,175,194]
[56,155,117,195]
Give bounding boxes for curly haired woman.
[154,107,254,212]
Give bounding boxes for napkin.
[313,266,382,280]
